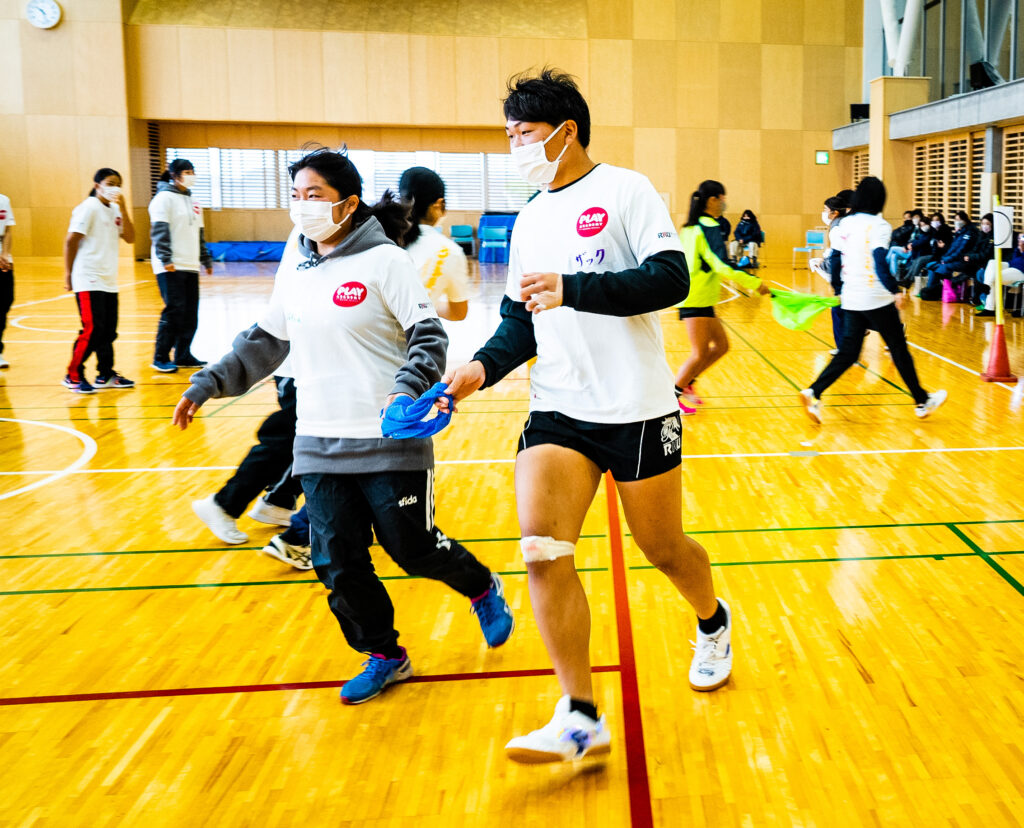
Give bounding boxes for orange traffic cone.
[982,324,1018,383]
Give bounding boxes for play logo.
[577,207,608,237]
[333,281,368,307]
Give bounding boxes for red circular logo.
[193,202,201,215]
[577,207,608,237]
[333,281,368,307]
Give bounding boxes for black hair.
[954,210,970,224]
[848,176,886,215]
[685,180,725,227]
[158,158,195,183]
[980,212,994,227]
[399,167,445,246]
[930,212,945,223]
[834,189,855,211]
[824,196,846,215]
[288,146,411,245]
[911,208,925,219]
[740,209,759,223]
[503,68,591,149]
[89,167,120,197]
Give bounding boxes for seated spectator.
[975,228,1022,316]
[964,213,995,303]
[891,210,916,248]
[905,214,940,285]
[919,211,977,299]
[887,208,925,280]
[729,210,763,267]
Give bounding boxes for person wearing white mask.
[62,168,136,393]
[171,147,514,706]
[439,69,734,764]
[0,191,15,369]
[149,158,213,373]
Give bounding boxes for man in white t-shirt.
[0,192,15,368]
[440,69,734,763]
[399,167,470,321]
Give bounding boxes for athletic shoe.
[689,599,733,691]
[151,360,178,373]
[192,494,248,544]
[505,696,611,764]
[0,355,8,369]
[678,398,697,416]
[248,496,295,527]
[915,389,947,419]
[799,389,822,424]
[340,651,413,705]
[175,357,207,368]
[63,374,95,394]
[471,573,515,647]
[975,309,995,317]
[93,373,135,389]
[262,534,312,571]
[680,384,703,406]
[829,348,840,356]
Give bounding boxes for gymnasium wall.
[2,0,864,258]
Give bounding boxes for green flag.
[769,289,840,331]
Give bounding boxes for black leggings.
[809,302,928,405]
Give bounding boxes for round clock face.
[26,0,62,29]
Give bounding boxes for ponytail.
[159,158,194,183]
[684,179,725,227]
[353,190,412,246]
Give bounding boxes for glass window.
[164,148,214,208]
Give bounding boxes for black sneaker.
[63,374,95,394]
[94,373,135,389]
[975,309,995,317]
[174,357,207,368]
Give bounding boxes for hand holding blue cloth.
[381,382,454,439]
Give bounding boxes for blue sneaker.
[151,360,178,373]
[340,650,413,705]
[471,573,515,647]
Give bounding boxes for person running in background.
[673,181,770,415]
[809,192,851,355]
[149,158,213,373]
[0,192,15,369]
[173,147,513,705]
[800,177,946,424]
[399,166,470,321]
[62,168,136,393]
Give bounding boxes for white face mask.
[821,209,831,225]
[981,223,992,233]
[99,185,121,202]
[511,122,568,187]
[290,199,351,242]
[180,173,196,189]
[931,220,941,229]
[954,220,964,230]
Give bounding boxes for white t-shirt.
[505,163,682,424]
[148,187,205,273]
[259,243,436,439]
[0,194,14,237]
[405,224,470,304]
[831,213,895,311]
[68,197,123,293]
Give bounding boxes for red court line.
[605,472,655,828]
[0,665,621,707]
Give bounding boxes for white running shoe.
[248,497,295,527]
[0,355,8,369]
[192,495,248,544]
[689,599,733,692]
[262,535,312,571]
[799,389,822,424]
[505,696,611,764]
[915,389,947,419]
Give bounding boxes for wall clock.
[26,0,62,29]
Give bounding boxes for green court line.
[804,330,912,397]
[946,524,1024,599]
[206,382,274,417]
[685,517,1024,536]
[719,319,802,390]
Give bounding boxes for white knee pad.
[521,535,575,563]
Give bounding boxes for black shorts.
[517,410,682,482]
[677,306,715,319]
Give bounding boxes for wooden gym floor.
[2,257,1024,827]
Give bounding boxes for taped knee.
[520,535,575,563]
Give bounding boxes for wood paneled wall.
[2,0,864,257]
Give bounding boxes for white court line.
[906,341,1016,392]
[10,280,147,309]
[4,443,1024,477]
[0,418,98,499]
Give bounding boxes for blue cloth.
[381,382,453,439]
[206,241,286,262]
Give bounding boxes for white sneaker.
[262,535,312,571]
[689,599,733,692]
[248,496,295,527]
[799,389,822,424]
[192,495,248,544]
[915,389,947,419]
[0,355,8,369]
[505,696,611,764]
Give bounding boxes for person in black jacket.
[919,211,977,300]
[966,214,995,304]
[730,210,763,267]
[890,211,915,248]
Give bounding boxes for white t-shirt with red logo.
[405,224,470,304]
[68,197,123,293]
[830,212,895,311]
[148,188,205,273]
[505,163,684,423]
[258,243,436,439]
[0,194,14,238]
